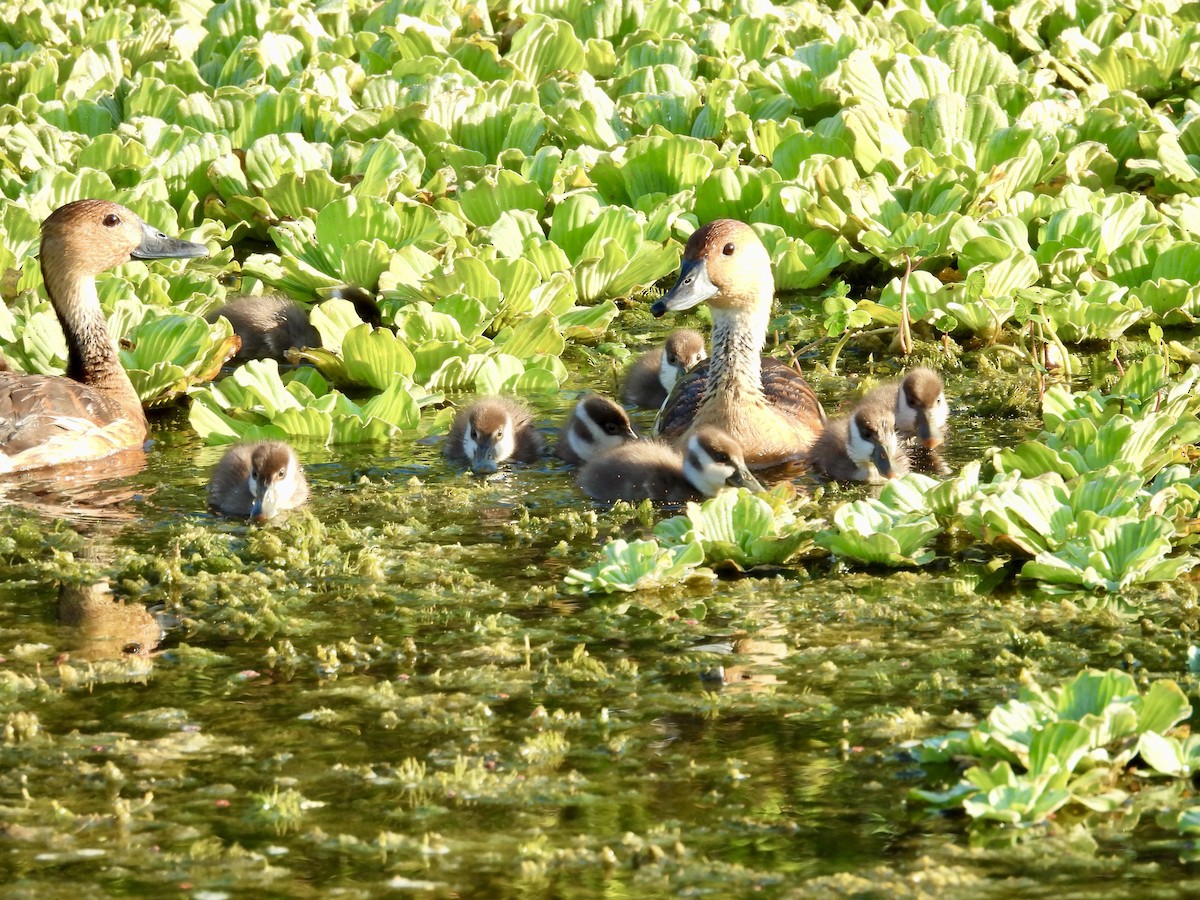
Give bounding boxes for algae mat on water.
[0,387,1197,897]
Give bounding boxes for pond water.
[2,328,1198,898]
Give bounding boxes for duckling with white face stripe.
[555,395,638,465]
[622,328,707,409]
[577,425,764,503]
[445,396,545,474]
[805,394,909,484]
[863,367,948,449]
[208,440,310,521]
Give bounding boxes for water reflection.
[0,448,147,520]
[696,629,790,693]
[57,578,165,663]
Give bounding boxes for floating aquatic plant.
[912,669,1192,827]
[563,538,713,595]
[188,359,427,445]
[816,487,942,568]
[653,486,818,572]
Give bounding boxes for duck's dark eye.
[605,422,620,434]
[103,213,121,227]
[722,242,735,256]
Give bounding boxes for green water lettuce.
[912,669,1192,827]
[563,538,713,594]
[816,496,941,568]
[653,487,817,571]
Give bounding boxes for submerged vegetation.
[4,0,1200,894]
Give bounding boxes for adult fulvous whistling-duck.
[0,199,208,474]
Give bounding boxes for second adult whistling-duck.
[651,220,826,470]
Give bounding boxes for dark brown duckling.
[445,396,544,474]
[555,394,638,465]
[207,293,321,362]
[331,285,384,328]
[208,440,309,521]
[577,424,764,503]
[805,392,909,484]
[1,199,208,474]
[621,328,707,409]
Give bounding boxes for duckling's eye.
[667,353,677,365]
[103,213,121,227]
[468,426,477,440]
[722,242,735,256]
[604,422,621,435]
[711,451,730,464]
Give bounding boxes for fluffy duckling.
[207,292,321,362]
[622,328,707,409]
[208,440,309,521]
[577,425,764,503]
[555,394,638,465]
[862,367,950,473]
[862,367,948,448]
[651,220,826,470]
[332,284,384,328]
[0,199,208,474]
[445,396,545,474]
[805,393,909,484]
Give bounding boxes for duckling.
[577,425,764,503]
[0,199,207,474]
[208,440,309,521]
[651,220,826,470]
[805,392,909,484]
[621,328,707,409]
[207,292,321,361]
[555,394,638,465]
[331,284,384,328]
[445,396,545,474]
[861,367,950,473]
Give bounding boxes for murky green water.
[3,337,1200,898]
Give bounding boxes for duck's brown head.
[41,199,208,280]
[248,441,305,521]
[664,328,707,371]
[897,367,948,448]
[848,400,906,481]
[462,398,519,474]
[652,220,774,318]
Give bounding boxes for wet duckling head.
[563,395,637,463]
[846,401,907,481]
[659,328,707,392]
[652,220,774,318]
[684,426,765,496]
[247,441,307,522]
[462,400,519,474]
[897,367,948,448]
[41,199,207,283]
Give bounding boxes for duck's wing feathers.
[0,374,142,474]
[761,358,827,424]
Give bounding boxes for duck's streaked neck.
[44,266,139,407]
[703,305,768,403]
